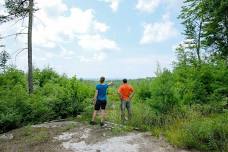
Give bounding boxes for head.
[123,78,127,84]
[100,76,105,83]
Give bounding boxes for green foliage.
[179,0,228,61]
[130,55,228,152]
[135,80,152,100]
[0,0,30,23]
[0,67,93,133]
[165,114,228,151]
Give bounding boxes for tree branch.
[1,32,28,39]
[14,47,27,63]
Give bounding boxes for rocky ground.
[0,120,197,152]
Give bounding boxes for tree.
[178,0,206,63]
[27,0,33,94]
[0,49,10,72]
[201,0,228,60]
[0,0,35,94]
[179,0,228,61]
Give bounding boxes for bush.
[0,67,93,133]
[165,113,228,151]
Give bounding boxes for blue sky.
[0,0,184,79]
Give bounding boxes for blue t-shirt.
[96,84,108,101]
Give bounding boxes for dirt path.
[0,121,196,152]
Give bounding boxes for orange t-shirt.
[118,84,134,101]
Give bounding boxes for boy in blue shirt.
[90,76,113,126]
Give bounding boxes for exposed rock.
[0,134,13,140]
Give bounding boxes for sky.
[0,0,184,79]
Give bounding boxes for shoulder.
[118,84,124,89]
[96,84,100,89]
[128,84,134,89]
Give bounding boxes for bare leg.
[100,110,105,123]
[92,110,97,121]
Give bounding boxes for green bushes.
[0,67,93,133]
[131,60,228,151]
[184,115,228,151]
[165,114,228,151]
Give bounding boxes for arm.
[129,87,134,100]
[129,91,134,100]
[108,81,113,86]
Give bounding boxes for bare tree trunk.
[28,0,33,94]
[196,20,202,63]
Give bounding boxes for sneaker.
[100,122,105,127]
[90,121,97,125]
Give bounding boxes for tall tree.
[0,0,35,93]
[27,0,33,93]
[178,0,205,63]
[179,0,228,61]
[201,0,228,60]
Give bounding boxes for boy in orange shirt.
[118,79,134,122]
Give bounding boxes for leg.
[121,101,126,122]
[90,101,100,125]
[92,110,97,121]
[100,101,107,126]
[126,101,132,120]
[100,109,105,123]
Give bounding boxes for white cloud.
[140,14,178,44]
[33,7,100,47]
[0,0,119,68]
[99,0,121,12]
[32,0,119,61]
[136,0,161,13]
[120,55,173,66]
[79,52,106,63]
[94,21,109,33]
[78,34,119,51]
[165,0,183,10]
[136,0,184,13]
[36,0,68,14]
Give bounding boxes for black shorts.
[95,100,107,110]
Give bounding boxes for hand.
[108,81,113,86]
[129,96,133,101]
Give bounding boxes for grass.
[162,113,228,151]
[19,126,50,145]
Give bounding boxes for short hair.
[123,78,127,83]
[100,76,105,83]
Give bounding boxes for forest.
[0,0,228,151]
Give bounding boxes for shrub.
[0,67,94,133]
[165,113,228,151]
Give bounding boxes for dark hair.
[123,78,127,83]
[100,76,105,83]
